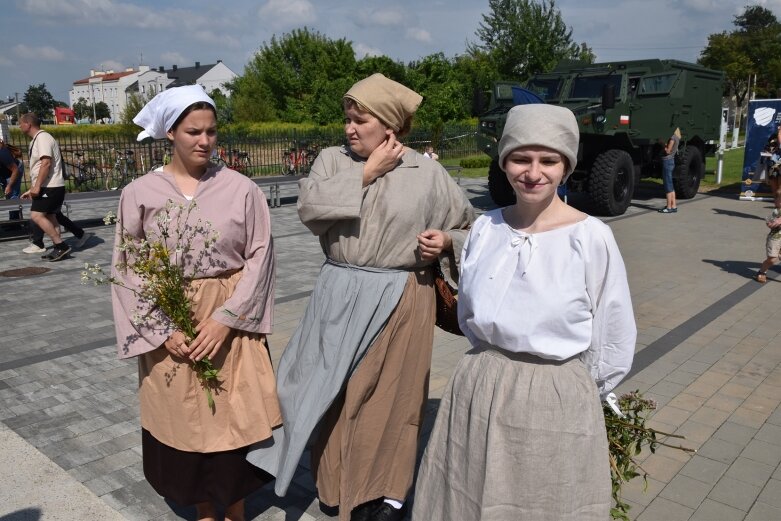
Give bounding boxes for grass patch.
[702,147,745,190]
[440,155,489,178]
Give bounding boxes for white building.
[69,61,236,123]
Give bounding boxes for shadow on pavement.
[0,508,42,520]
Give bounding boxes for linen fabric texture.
[111,166,275,359]
[133,85,215,142]
[343,73,422,134]
[245,260,409,495]
[411,347,611,521]
[457,210,636,398]
[497,104,579,180]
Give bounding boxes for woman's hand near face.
[188,318,231,362]
[363,132,405,186]
[163,330,190,358]
[417,229,453,261]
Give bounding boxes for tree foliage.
[699,4,781,103]
[468,0,585,81]
[120,92,150,126]
[23,83,56,120]
[94,101,111,121]
[233,28,356,124]
[73,97,91,120]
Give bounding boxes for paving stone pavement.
[1,179,780,520]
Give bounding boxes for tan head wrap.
[344,73,422,136]
[498,104,579,180]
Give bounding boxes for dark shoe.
[319,500,339,516]
[351,499,382,521]
[371,503,406,521]
[44,244,72,262]
[658,207,678,213]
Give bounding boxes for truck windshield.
[495,83,515,102]
[569,75,622,100]
[526,78,562,101]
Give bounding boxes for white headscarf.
[133,85,215,142]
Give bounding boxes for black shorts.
[30,186,65,214]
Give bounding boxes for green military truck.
[477,59,725,215]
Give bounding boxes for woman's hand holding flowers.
[188,318,232,362]
[163,330,190,358]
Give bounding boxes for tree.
[73,97,91,120]
[23,83,56,120]
[233,28,357,124]
[699,5,781,103]
[407,53,471,125]
[120,92,150,126]
[209,89,234,125]
[94,101,111,121]
[469,0,582,81]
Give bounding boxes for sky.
[2,0,781,106]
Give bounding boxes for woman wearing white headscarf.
[247,74,474,521]
[412,104,637,521]
[111,85,280,521]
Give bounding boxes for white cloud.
[258,0,316,28]
[354,42,383,58]
[192,31,241,50]
[12,44,66,61]
[0,56,14,67]
[160,52,188,66]
[406,28,432,43]
[368,8,404,27]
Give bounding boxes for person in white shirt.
[412,104,637,521]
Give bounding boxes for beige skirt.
[412,347,611,521]
[138,270,282,453]
[312,268,435,520]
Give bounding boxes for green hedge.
[460,156,492,169]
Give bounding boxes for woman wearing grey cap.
[412,104,637,520]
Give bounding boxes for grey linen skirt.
[412,347,611,521]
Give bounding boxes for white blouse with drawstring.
[457,208,637,398]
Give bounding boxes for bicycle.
[282,141,319,175]
[212,144,252,175]
[150,144,172,172]
[65,151,104,192]
[105,148,138,191]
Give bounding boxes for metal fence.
[5,123,480,194]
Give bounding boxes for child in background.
[755,208,781,283]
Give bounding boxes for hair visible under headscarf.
[133,85,215,142]
[343,74,422,137]
[498,104,579,180]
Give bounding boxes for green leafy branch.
[605,391,696,520]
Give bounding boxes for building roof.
[73,70,137,85]
[157,62,222,87]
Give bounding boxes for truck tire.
[674,147,703,199]
[487,158,516,207]
[588,149,635,216]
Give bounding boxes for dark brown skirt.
[142,429,272,508]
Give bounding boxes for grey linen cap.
[498,104,579,179]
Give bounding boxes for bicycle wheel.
[105,168,123,191]
[83,164,104,191]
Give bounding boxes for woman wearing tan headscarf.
[247,73,474,521]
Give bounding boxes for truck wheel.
[588,150,635,216]
[487,158,516,207]
[674,147,703,199]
